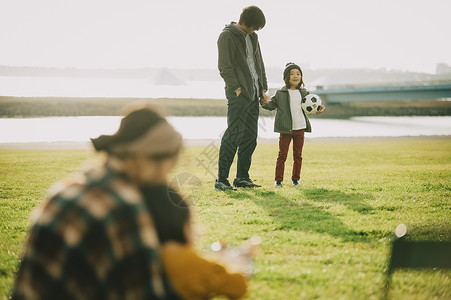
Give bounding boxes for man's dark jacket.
[217,22,268,101]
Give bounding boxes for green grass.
[1,140,451,299]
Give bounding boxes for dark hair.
[283,63,304,89]
[238,6,266,30]
[141,185,190,244]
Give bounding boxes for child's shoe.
[292,180,300,187]
[274,181,283,188]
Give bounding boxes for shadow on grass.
[231,187,384,242]
[303,188,375,215]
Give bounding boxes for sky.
[0,0,450,73]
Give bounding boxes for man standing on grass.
[215,5,268,191]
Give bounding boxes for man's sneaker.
[274,181,283,188]
[233,177,261,188]
[214,179,237,191]
[292,180,300,187]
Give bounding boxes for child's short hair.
[283,62,304,89]
[238,6,266,30]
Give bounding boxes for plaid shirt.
[11,161,181,300]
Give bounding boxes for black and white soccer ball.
[301,94,322,115]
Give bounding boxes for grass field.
[1,139,450,299]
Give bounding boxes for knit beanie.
[283,62,302,79]
[91,106,182,159]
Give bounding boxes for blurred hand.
[235,89,241,97]
[241,235,262,257]
[209,236,261,277]
[316,104,325,114]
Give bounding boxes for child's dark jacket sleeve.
[300,88,309,98]
[262,91,279,111]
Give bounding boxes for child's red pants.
[275,129,305,181]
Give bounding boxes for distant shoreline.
[1,96,451,119]
[1,136,450,150]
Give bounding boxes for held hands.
[259,93,269,106]
[316,104,326,114]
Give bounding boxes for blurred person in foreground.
[141,186,249,300]
[11,104,249,300]
[11,105,184,299]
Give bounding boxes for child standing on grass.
[262,63,324,187]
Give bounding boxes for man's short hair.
[238,6,266,30]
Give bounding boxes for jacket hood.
[223,22,242,36]
[223,22,257,38]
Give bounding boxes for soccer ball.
[301,94,322,115]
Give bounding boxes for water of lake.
[0,116,450,143]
